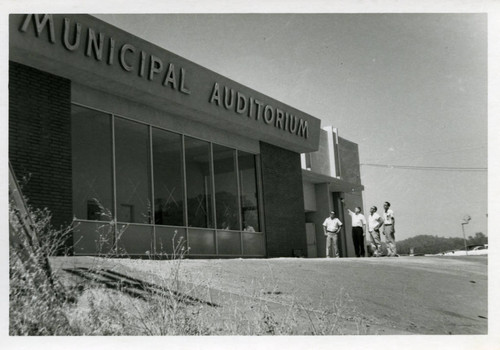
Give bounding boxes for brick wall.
[9,61,72,236]
[260,142,307,257]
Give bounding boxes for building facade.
[9,14,363,259]
[301,127,364,258]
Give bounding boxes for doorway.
[332,192,347,257]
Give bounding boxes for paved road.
[52,255,487,334]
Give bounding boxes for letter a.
[209,82,221,106]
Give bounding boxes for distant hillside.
[396,232,487,255]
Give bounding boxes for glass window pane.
[217,231,242,255]
[213,144,240,230]
[152,128,184,226]
[73,220,114,255]
[115,117,152,224]
[187,228,215,255]
[238,151,260,232]
[72,105,113,220]
[116,224,153,256]
[155,226,187,257]
[184,137,213,228]
[242,232,266,256]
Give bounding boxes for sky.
[0,3,498,350]
[93,13,488,242]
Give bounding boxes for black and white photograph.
[2,1,499,349]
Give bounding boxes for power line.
[360,163,487,172]
[363,144,487,164]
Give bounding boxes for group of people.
[322,201,396,258]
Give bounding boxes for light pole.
[461,215,471,255]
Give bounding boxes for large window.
[72,106,113,220]
[114,117,152,224]
[152,128,185,226]
[184,136,214,228]
[213,144,239,230]
[72,104,264,256]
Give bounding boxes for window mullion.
[235,149,244,255]
[209,143,218,254]
[181,135,189,249]
[111,114,118,252]
[149,126,155,254]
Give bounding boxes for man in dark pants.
[347,207,367,257]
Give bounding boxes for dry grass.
[9,195,366,336]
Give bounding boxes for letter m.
[298,119,309,139]
[19,14,56,43]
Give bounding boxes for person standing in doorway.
[367,206,384,257]
[323,211,343,258]
[383,201,397,256]
[347,207,367,257]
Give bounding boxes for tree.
[467,232,488,246]
[396,233,488,255]
[396,235,465,255]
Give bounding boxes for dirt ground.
[51,255,487,335]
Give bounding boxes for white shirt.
[323,217,342,233]
[243,225,255,232]
[383,209,395,224]
[348,211,366,228]
[368,213,382,231]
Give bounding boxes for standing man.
[323,211,343,258]
[347,207,367,257]
[383,201,397,256]
[367,206,384,257]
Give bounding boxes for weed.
[10,180,364,335]
[9,192,74,335]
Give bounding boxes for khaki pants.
[368,229,381,256]
[326,233,339,257]
[384,225,396,256]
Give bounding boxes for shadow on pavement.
[62,267,219,307]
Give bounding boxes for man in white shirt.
[367,206,384,257]
[347,207,367,257]
[383,201,397,257]
[323,211,343,258]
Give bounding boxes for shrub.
[9,202,74,335]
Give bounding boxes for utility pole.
[461,215,471,256]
